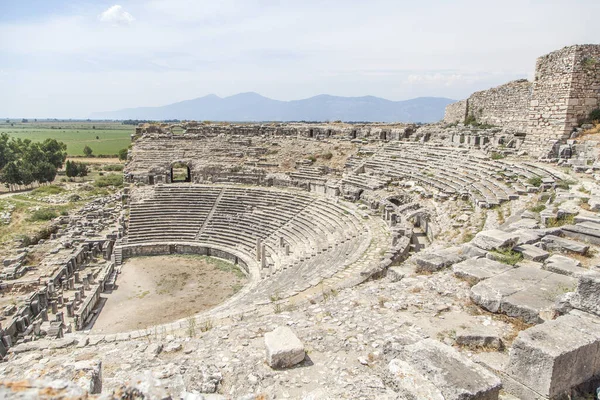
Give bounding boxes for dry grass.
[565,249,596,268]
[578,123,600,141]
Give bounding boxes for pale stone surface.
[571,270,600,316]
[470,265,576,323]
[453,257,513,283]
[264,326,305,369]
[513,244,549,262]
[393,339,502,400]
[456,326,503,350]
[472,230,519,251]
[415,244,486,272]
[541,234,589,254]
[388,358,445,399]
[543,254,588,277]
[506,310,600,399]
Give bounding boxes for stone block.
[571,270,600,316]
[541,234,589,255]
[414,244,485,272]
[456,326,503,350]
[543,254,588,277]
[389,339,501,400]
[264,326,305,369]
[470,265,576,322]
[472,230,518,251]
[387,266,406,282]
[506,310,600,398]
[561,224,600,245]
[452,257,513,283]
[513,244,549,262]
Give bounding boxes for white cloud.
[99,5,135,25]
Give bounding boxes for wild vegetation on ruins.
[1,44,600,400]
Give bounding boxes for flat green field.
[0,121,133,156]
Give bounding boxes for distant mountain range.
[90,92,455,123]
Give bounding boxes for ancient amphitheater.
[1,44,600,399]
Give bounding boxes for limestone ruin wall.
[443,80,532,131]
[523,44,600,155]
[467,79,532,131]
[444,44,600,158]
[443,99,467,124]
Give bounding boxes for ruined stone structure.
[445,80,532,132]
[524,44,600,155]
[445,44,600,158]
[4,46,600,400]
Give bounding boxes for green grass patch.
[103,164,124,172]
[546,214,575,228]
[490,248,523,266]
[30,185,66,196]
[28,208,59,222]
[529,204,546,213]
[555,179,576,190]
[94,174,123,188]
[491,152,505,160]
[527,176,542,187]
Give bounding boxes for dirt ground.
[90,255,247,334]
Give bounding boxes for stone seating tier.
[126,185,370,279]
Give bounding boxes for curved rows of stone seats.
[349,142,555,207]
[126,185,371,286]
[127,186,222,243]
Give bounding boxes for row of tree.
[0,134,67,191]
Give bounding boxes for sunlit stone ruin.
[2,44,600,399]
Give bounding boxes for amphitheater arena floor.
[89,255,247,334]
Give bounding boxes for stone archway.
[170,161,192,183]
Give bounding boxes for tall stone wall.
[443,80,532,131]
[445,44,600,158]
[523,45,600,157]
[443,100,467,124]
[467,80,532,131]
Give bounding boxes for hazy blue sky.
[0,0,598,118]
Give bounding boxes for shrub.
[491,152,505,160]
[529,204,546,213]
[103,164,124,172]
[118,148,128,161]
[464,115,477,125]
[321,152,333,160]
[83,145,93,157]
[589,108,600,123]
[31,185,65,196]
[555,179,576,190]
[307,155,317,163]
[491,248,523,266]
[18,235,34,247]
[28,208,58,222]
[546,214,575,228]
[94,174,123,188]
[527,176,542,187]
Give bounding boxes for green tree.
[40,138,67,168]
[118,148,128,161]
[0,133,15,170]
[32,162,57,184]
[0,162,21,190]
[65,160,77,178]
[83,145,93,157]
[77,163,88,177]
[17,161,34,187]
